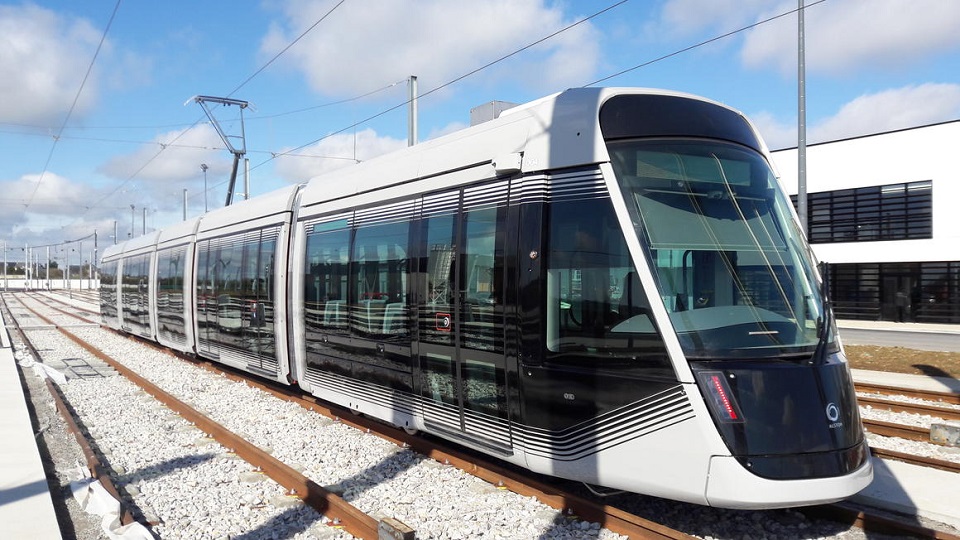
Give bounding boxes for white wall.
[770,121,960,264]
[1,279,99,291]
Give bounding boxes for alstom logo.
[826,402,843,429]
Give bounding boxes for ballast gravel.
[12,293,960,539]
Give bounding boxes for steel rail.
[172,352,695,540]
[856,382,960,406]
[858,395,960,422]
[0,295,137,527]
[862,418,931,442]
[870,447,960,474]
[13,298,382,539]
[24,291,101,322]
[23,292,960,539]
[802,504,960,540]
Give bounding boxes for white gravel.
[14,294,627,540]
[11,292,960,539]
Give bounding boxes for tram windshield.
[609,139,831,358]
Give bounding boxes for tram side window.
[100,260,118,319]
[460,206,505,354]
[544,197,667,362]
[217,240,245,336]
[351,221,410,341]
[304,228,351,335]
[121,255,147,315]
[196,241,215,337]
[156,247,187,340]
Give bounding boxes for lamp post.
[201,163,209,212]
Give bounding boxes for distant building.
[771,120,960,324]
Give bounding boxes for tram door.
[418,195,511,451]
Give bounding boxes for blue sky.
[2,0,960,255]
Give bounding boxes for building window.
[828,261,960,324]
[791,180,932,243]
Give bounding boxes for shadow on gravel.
[229,445,422,540]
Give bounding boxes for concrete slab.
[852,457,960,530]
[0,326,64,539]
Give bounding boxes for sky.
[2,0,960,262]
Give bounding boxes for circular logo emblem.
[825,403,840,423]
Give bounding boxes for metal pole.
[142,207,146,235]
[244,158,250,200]
[130,205,135,238]
[183,189,188,221]
[114,221,118,245]
[797,0,808,235]
[94,230,98,288]
[46,246,50,290]
[2,240,6,291]
[79,241,83,290]
[408,75,418,146]
[201,163,208,212]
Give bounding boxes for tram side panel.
[98,253,122,330]
[294,203,419,429]
[189,185,301,384]
[154,242,196,353]
[110,231,161,340]
[193,226,287,382]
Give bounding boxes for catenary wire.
[585,0,829,86]
[250,0,630,171]
[71,0,349,224]
[24,0,123,211]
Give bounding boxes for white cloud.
[813,83,960,142]
[750,111,798,151]
[753,83,960,149]
[0,171,117,248]
[0,4,103,124]
[273,128,406,182]
[1,172,88,216]
[741,0,960,76]
[97,124,228,183]
[654,0,772,38]
[260,0,601,98]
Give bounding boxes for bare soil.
[845,345,960,379]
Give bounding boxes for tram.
[101,87,872,508]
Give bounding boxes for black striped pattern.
[303,366,693,460]
[517,386,694,461]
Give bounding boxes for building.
[771,120,960,324]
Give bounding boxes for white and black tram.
[100,87,872,509]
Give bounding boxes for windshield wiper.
[813,260,833,365]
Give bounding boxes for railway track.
[6,295,383,539]
[12,290,960,539]
[858,395,960,422]
[856,382,960,406]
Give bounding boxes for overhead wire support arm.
[187,95,252,207]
